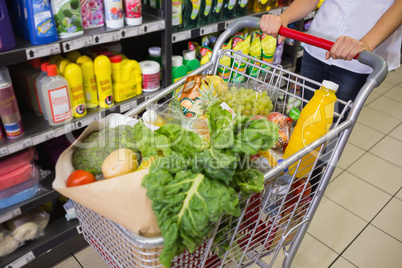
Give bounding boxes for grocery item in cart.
[261,34,277,72]
[217,38,233,81]
[248,29,262,78]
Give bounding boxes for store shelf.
[0,13,165,66]
[0,218,83,268]
[0,91,159,159]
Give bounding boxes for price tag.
[7,251,35,268]
[75,114,100,129]
[0,146,8,158]
[144,21,165,33]
[172,30,191,43]
[120,100,138,113]
[200,24,218,36]
[0,208,21,224]
[76,225,83,234]
[62,36,93,53]
[305,10,316,20]
[225,20,235,29]
[32,130,55,146]
[297,49,304,58]
[26,43,61,60]
[120,27,144,39]
[93,31,120,45]
[7,139,33,154]
[54,123,76,137]
[269,8,282,16]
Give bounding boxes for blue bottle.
[26,0,58,45]
[20,0,31,41]
[0,0,16,52]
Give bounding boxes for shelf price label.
[93,31,120,45]
[200,24,218,36]
[0,146,8,158]
[62,36,93,53]
[269,8,282,16]
[76,225,83,234]
[7,251,35,268]
[54,123,76,137]
[120,27,144,39]
[75,114,101,129]
[26,43,61,60]
[172,30,191,43]
[120,100,138,113]
[32,130,55,146]
[144,21,165,33]
[0,208,21,224]
[7,139,33,154]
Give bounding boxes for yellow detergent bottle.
[64,63,87,118]
[66,51,82,63]
[283,80,338,178]
[49,54,64,64]
[94,55,114,108]
[76,55,99,109]
[110,55,142,102]
[56,59,71,77]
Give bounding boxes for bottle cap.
[149,47,161,57]
[277,159,289,172]
[139,61,160,75]
[322,80,339,92]
[183,50,196,61]
[110,55,122,63]
[172,56,183,67]
[41,62,50,72]
[47,65,58,77]
[289,108,300,121]
[32,58,41,68]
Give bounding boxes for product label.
[217,66,230,81]
[70,83,86,117]
[80,0,104,28]
[172,0,182,26]
[231,62,246,83]
[215,0,223,12]
[143,73,160,90]
[115,85,137,101]
[247,59,261,78]
[0,86,20,117]
[97,78,114,107]
[240,0,248,7]
[4,121,24,138]
[228,0,236,10]
[48,86,72,123]
[191,0,200,20]
[105,0,123,21]
[53,0,84,37]
[32,0,56,37]
[82,76,98,107]
[125,0,141,19]
[204,0,212,16]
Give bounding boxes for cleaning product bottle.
[49,55,64,64]
[66,50,82,63]
[247,0,253,10]
[212,0,223,21]
[172,0,183,32]
[139,61,160,92]
[26,59,43,116]
[76,55,98,108]
[21,0,31,41]
[110,55,141,102]
[104,0,124,28]
[80,0,104,29]
[41,64,72,126]
[268,0,278,10]
[124,0,142,26]
[236,0,248,16]
[36,62,50,121]
[183,50,200,74]
[222,0,236,19]
[51,0,84,39]
[94,55,114,108]
[183,0,200,29]
[10,0,24,36]
[56,58,71,77]
[0,0,16,52]
[64,63,87,117]
[26,0,58,45]
[199,0,212,25]
[283,80,338,178]
[172,55,188,83]
[0,67,24,138]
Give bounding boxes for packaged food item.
[180,75,202,114]
[261,34,277,73]
[248,30,262,78]
[188,41,201,60]
[0,148,35,177]
[0,165,39,199]
[6,213,40,242]
[0,228,18,257]
[231,32,251,83]
[139,61,160,92]
[217,38,233,82]
[29,207,50,231]
[0,183,40,209]
[200,46,213,65]
[267,112,292,148]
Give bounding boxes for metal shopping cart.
[73,17,388,268]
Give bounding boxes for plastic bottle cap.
[110,55,122,63]
[183,50,196,61]
[41,62,50,72]
[289,108,300,121]
[149,47,161,57]
[172,56,183,67]
[47,65,58,76]
[322,80,339,92]
[276,159,289,172]
[32,59,41,68]
[139,61,160,75]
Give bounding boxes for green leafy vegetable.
[233,168,265,197]
[133,121,172,158]
[206,104,234,149]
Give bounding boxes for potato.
[102,148,138,179]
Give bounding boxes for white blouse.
[305,0,401,74]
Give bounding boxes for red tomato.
[292,178,311,198]
[66,170,96,187]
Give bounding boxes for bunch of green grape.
[219,86,274,116]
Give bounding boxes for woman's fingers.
[326,36,367,61]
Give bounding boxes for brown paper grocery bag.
[52,120,161,237]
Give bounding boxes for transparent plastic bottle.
[26,59,43,116]
[36,62,51,121]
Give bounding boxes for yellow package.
[261,33,277,72]
[247,30,262,78]
[217,38,233,82]
[231,34,251,83]
[200,46,213,65]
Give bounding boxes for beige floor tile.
[389,123,402,141]
[368,96,402,120]
[370,136,402,168]
[396,189,402,201]
[255,234,337,268]
[343,225,402,268]
[330,257,358,268]
[372,80,395,95]
[330,166,344,182]
[324,171,391,222]
[363,92,381,106]
[336,143,365,169]
[385,86,402,103]
[348,153,402,195]
[385,70,402,85]
[307,197,367,253]
[74,246,109,268]
[372,198,402,241]
[52,256,82,268]
[357,106,401,134]
[348,123,384,150]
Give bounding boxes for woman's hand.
[259,14,288,44]
[325,36,369,61]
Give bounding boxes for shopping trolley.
[74,17,388,268]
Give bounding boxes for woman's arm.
[327,0,402,60]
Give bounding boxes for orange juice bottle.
[283,80,338,178]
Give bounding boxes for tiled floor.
[52,66,402,268]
